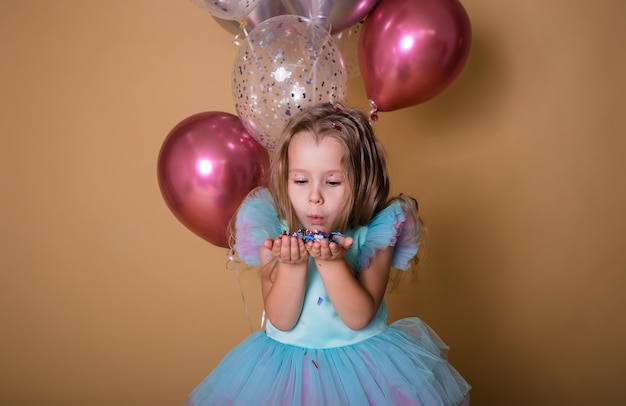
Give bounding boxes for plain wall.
[1,0,625,405]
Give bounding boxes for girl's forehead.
[288,131,345,170]
[289,131,342,151]
[290,130,317,143]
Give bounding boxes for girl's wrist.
[277,260,308,272]
[314,257,347,270]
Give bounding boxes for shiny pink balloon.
[157,112,269,248]
[358,0,471,112]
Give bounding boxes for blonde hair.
[229,102,423,283]
[268,102,390,233]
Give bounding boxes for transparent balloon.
[232,15,348,151]
[282,0,379,34]
[213,0,287,35]
[213,0,378,35]
[333,20,364,79]
[190,0,262,21]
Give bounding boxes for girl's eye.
[327,180,341,186]
[293,179,308,184]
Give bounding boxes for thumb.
[342,236,354,249]
[332,234,353,250]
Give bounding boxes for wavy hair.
[268,102,390,233]
[228,102,423,282]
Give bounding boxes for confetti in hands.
[287,229,344,243]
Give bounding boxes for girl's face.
[287,131,347,233]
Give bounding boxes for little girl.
[185,103,471,405]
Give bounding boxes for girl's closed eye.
[326,173,344,186]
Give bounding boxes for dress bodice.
[234,188,419,349]
[265,258,389,348]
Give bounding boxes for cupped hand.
[306,235,354,261]
[264,235,309,264]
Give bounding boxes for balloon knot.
[225,248,239,270]
[368,99,379,121]
[232,20,249,46]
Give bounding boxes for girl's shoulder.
[234,187,283,266]
[352,196,420,271]
[239,187,275,213]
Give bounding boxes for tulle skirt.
[185,318,471,406]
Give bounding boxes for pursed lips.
[308,215,323,225]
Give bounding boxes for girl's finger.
[290,237,300,260]
[297,239,307,259]
[272,237,282,255]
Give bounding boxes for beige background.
[2,0,625,405]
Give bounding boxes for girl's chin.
[304,227,327,233]
[299,223,328,233]
[299,218,324,230]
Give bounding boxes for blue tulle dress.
[185,188,471,405]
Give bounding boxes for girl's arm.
[310,239,393,330]
[259,235,309,331]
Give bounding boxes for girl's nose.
[309,189,322,204]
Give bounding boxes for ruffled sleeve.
[234,187,283,266]
[353,197,420,272]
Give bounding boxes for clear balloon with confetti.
[189,0,261,21]
[232,15,348,151]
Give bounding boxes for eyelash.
[292,179,342,186]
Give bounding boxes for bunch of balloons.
[158,0,471,248]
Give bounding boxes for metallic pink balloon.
[358,0,471,112]
[157,112,269,248]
